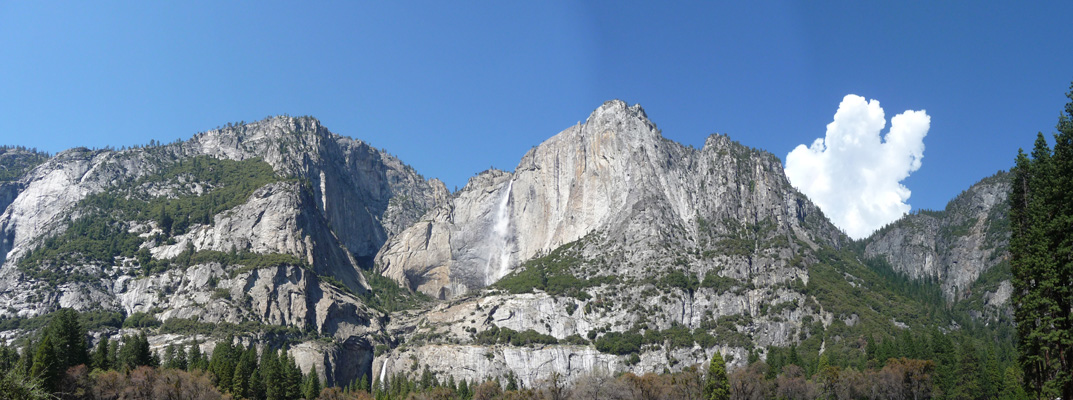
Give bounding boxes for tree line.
[1009,83,1073,398]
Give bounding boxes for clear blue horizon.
[2,1,1071,217]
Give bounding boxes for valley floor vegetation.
[0,307,1032,400]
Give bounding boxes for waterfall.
[485,179,514,285]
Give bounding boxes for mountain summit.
[378,99,843,299]
[0,104,1015,390]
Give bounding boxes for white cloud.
[785,95,929,240]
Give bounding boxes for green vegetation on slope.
[0,146,49,181]
[18,156,292,281]
[493,240,616,300]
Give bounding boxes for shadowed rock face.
[0,116,446,386]
[0,103,1014,388]
[0,116,447,288]
[377,100,844,299]
[863,172,1011,307]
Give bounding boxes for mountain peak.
[586,99,651,128]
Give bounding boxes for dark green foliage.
[157,317,308,342]
[0,346,20,374]
[0,367,54,400]
[561,334,589,345]
[281,350,303,399]
[360,270,432,313]
[0,146,49,181]
[208,335,236,390]
[18,211,144,277]
[594,331,643,355]
[261,345,284,400]
[42,308,89,371]
[187,342,208,372]
[117,333,153,370]
[302,366,321,399]
[163,343,188,371]
[474,326,558,347]
[78,310,124,331]
[700,271,740,293]
[29,335,59,393]
[232,344,257,398]
[493,240,614,300]
[122,311,160,329]
[1009,85,1073,399]
[18,156,282,279]
[661,270,699,294]
[705,351,729,400]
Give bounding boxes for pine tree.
[302,367,321,400]
[787,345,801,368]
[36,308,89,375]
[260,346,283,400]
[208,335,236,390]
[232,345,258,398]
[250,366,266,400]
[359,374,369,392]
[92,337,110,370]
[458,378,471,400]
[704,351,730,400]
[30,335,60,393]
[172,343,188,371]
[117,333,152,370]
[281,350,303,399]
[20,338,34,376]
[999,365,1028,400]
[1010,84,1073,399]
[187,342,206,371]
[163,344,176,369]
[949,341,982,400]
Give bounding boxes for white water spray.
[485,179,514,285]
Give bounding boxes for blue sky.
[2,1,1071,220]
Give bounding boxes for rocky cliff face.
[862,172,1010,309]
[0,116,446,385]
[378,100,844,299]
[0,104,1008,389]
[373,101,871,385]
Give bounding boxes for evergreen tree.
[504,370,517,391]
[163,344,176,369]
[999,365,1029,400]
[117,333,152,370]
[44,308,88,370]
[249,365,266,400]
[208,335,236,390]
[172,343,188,371]
[232,345,258,398]
[260,346,283,400]
[187,343,206,371]
[704,351,730,400]
[358,374,369,392]
[1010,84,1073,399]
[92,337,110,371]
[107,339,118,370]
[20,338,34,376]
[302,367,321,400]
[281,350,303,399]
[29,335,59,393]
[981,346,1002,399]
[787,345,802,368]
[458,378,471,400]
[949,341,982,400]
[0,345,20,373]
